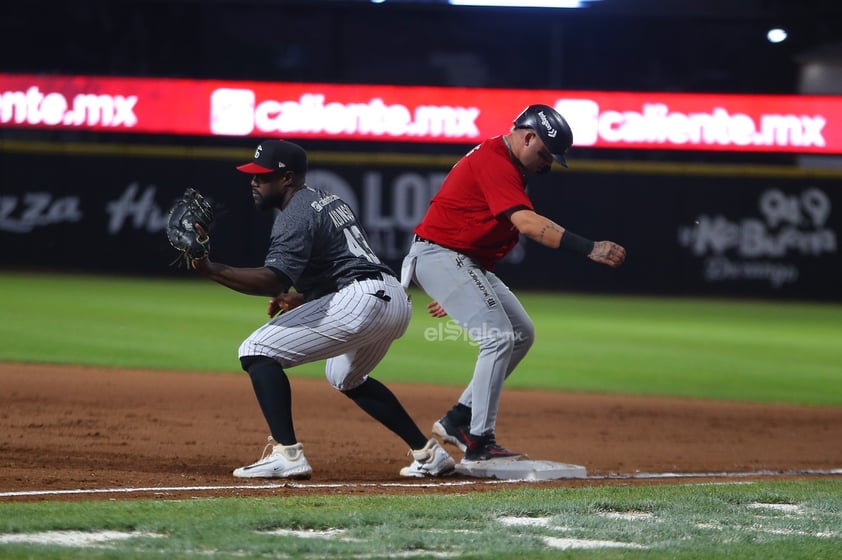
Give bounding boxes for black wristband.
[559,231,595,256]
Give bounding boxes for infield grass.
[1,272,840,406]
[1,480,841,559]
[1,271,841,560]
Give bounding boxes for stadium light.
[448,0,597,7]
[767,28,788,43]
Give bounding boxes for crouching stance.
[189,139,454,479]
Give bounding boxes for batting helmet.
[513,104,573,167]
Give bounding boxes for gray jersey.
[265,187,395,301]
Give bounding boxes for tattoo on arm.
[539,221,562,244]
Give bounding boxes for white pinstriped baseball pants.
[238,276,411,391]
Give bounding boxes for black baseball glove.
[166,188,214,267]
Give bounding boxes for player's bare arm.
[507,208,564,248]
[508,208,626,267]
[192,258,289,297]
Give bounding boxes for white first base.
[455,459,587,481]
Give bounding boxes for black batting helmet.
[513,104,574,167]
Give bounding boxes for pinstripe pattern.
[238,276,411,391]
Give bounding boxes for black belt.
[414,234,461,254]
[354,271,386,282]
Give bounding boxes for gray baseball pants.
[404,239,535,437]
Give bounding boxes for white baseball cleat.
[233,438,312,479]
[399,438,456,478]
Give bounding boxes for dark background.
[2,0,841,300]
[4,0,842,162]
[5,0,841,93]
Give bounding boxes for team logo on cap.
[254,144,287,169]
[537,110,557,138]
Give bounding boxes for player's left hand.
[190,223,211,270]
[588,240,626,268]
[165,187,214,268]
[268,292,305,317]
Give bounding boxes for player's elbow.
[512,217,548,242]
[508,209,541,237]
[514,220,541,239]
[508,210,562,247]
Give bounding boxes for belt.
[354,271,386,283]
[414,234,461,254]
[415,234,460,253]
[339,271,388,292]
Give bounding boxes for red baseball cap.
[236,140,308,174]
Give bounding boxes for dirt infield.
[2,363,841,500]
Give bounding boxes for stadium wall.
[1,140,839,300]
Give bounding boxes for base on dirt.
[455,459,587,481]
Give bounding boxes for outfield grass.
[2,272,840,559]
[1,481,840,559]
[1,272,840,405]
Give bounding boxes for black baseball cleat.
[432,414,475,453]
[462,433,525,463]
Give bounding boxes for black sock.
[343,378,427,450]
[448,403,472,425]
[240,356,297,445]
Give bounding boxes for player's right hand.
[427,301,448,318]
[588,241,626,268]
[268,292,305,317]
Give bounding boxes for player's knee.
[515,322,536,350]
[239,355,273,373]
[328,375,363,392]
[338,379,365,394]
[237,339,253,359]
[475,326,516,353]
[340,377,372,399]
[325,368,365,392]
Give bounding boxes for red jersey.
[415,136,533,270]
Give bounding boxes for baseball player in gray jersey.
[191,139,454,479]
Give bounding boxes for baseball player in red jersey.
[403,104,626,464]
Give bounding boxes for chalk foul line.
[1,468,840,498]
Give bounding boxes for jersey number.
[343,225,381,263]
